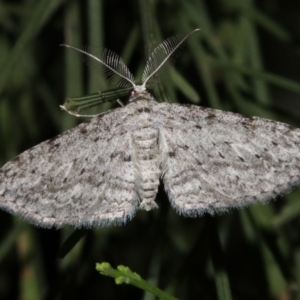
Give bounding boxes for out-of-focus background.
[1,0,300,299]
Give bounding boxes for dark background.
[1,0,300,299]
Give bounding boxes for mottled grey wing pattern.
[2,95,300,227]
[0,108,138,228]
[155,103,300,216]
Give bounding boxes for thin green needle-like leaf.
[0,221,23,263]
[62,87,131,113]
[170,69,200,103]
[62,0,84,130]
[273,193,300,227]
[0,0,63,96]
[181,21,221,108]
[58,229,88,259]
[208,220,233,300]
[88,0,105,93]
[207,58,300,95]
[230,0,292,43]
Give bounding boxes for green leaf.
[96,262,179,300]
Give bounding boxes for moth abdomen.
[132,126,160,211]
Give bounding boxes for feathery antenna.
[60,29,200,94]
[60,44,136,88]
[141,29,200,88]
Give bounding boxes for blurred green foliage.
[1,0,300,299]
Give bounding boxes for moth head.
[133,85,146,93]
[128,86,153,103]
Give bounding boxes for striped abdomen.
[132,127,160,210]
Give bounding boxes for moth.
[1,29,300,228]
